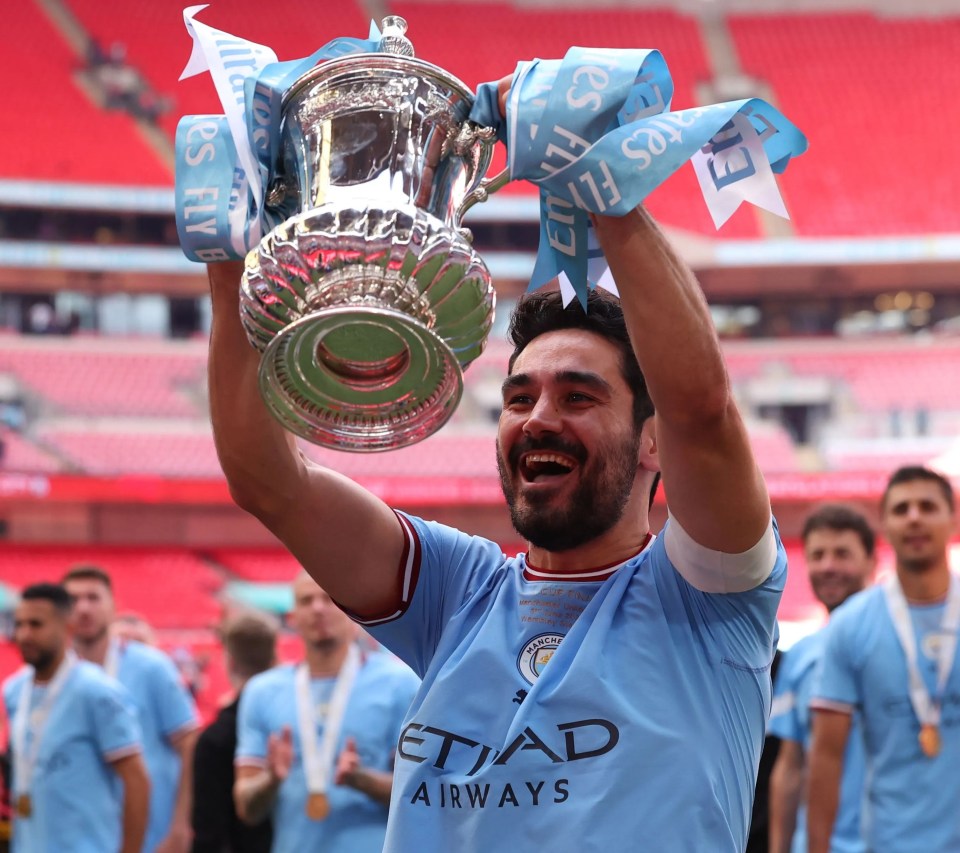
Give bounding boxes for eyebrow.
[501,370,614,397]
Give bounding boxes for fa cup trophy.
[239,17,503,452]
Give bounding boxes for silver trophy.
[240,17,506,452]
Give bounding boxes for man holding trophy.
[183,11,806,851]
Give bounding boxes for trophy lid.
[281,17,478,108]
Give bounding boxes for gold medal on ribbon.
[305,791,330,820]
[919,723,941,758]
[15,793,32,818]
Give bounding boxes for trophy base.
[258,305,463,452]
[241,203,495,452]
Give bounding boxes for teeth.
[525,453,574,469]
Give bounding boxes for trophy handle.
[457,168,511,227]
[452,121,511,233]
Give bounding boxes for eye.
[505,393,534,407]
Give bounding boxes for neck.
[897,563,951,603]
[304,638,351,678]
[73,632,111,666]
[34,647,67,684]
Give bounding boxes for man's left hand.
[154,822,192,853]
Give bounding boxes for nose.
[522,394,563,438]
[905,503,924,523]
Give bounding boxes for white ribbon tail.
[179,6,213,80]
[691,111,788,229]
[178,7,278,212]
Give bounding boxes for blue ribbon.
[472,47,808,306]
[175,24,383,262]
[176,22,808,308]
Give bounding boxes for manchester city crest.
[517,633,565,685]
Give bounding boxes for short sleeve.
[148,651,199,739]
[810,614,860,715]
[88,677,143,762]
[361,514,506,677]
[235,679,269,767]
[652,521,786,673]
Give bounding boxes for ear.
[638,416,660,473]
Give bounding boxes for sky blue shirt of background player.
[769,627,866,853]
[3,660,143,853]
[114,640,199,853]
[359,512,786,853]
[813,585,960,853]
[235,652,420,853]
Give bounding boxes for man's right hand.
[267,726,294,783]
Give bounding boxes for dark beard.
[497,431,640,552]
[26,646,58,673]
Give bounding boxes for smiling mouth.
[520,452,577,483]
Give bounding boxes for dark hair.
[508,289,654,429]
[508,289,659,509]
[223,613,278,680]
[62,564,113,590]
[802,504,875,557]
[882,466,955,512]
[21,583,73,616]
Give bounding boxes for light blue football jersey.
[769,628,866,853]
[3,660,143,853]
[360,513,786,853]
[236,652,420,853]
[814,586,960,853]
[113,640,198,853]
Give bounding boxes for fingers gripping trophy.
[237,17,502,452]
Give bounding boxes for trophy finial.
[378,16,415,57]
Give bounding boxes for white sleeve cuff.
[664,511,776,594]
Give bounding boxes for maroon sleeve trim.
[344,511,422,627]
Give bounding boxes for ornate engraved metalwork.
[240,21,503,451]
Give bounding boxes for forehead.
[510,329,624,382]
[804,528,866,553]
[292,573,323,599]
[884,479,952,510]
[15,599,57,622]
[65,577,111,595]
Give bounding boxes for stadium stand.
[2,0,171,184]
[729,13,960,235]
[0,333,206,418]
[0,545,223,628]
[4,0,960,728]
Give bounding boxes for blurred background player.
[191,611,277,853]
[3,582,150,853]
[808,467,960,853]
[768,504,875,853]
[63,565,199,853]
[234,572,419,853]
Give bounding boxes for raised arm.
[206,261,405,618]
[592,210,770,557]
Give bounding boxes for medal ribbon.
[883,573,960,731]
[103,637,121,680]
[11,651,77,797]
[295,644,362,796]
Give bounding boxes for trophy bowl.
[240,20,501,452]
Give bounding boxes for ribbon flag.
[175,10,808,308]
[175,6,382,262]
[470,47,808,305]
